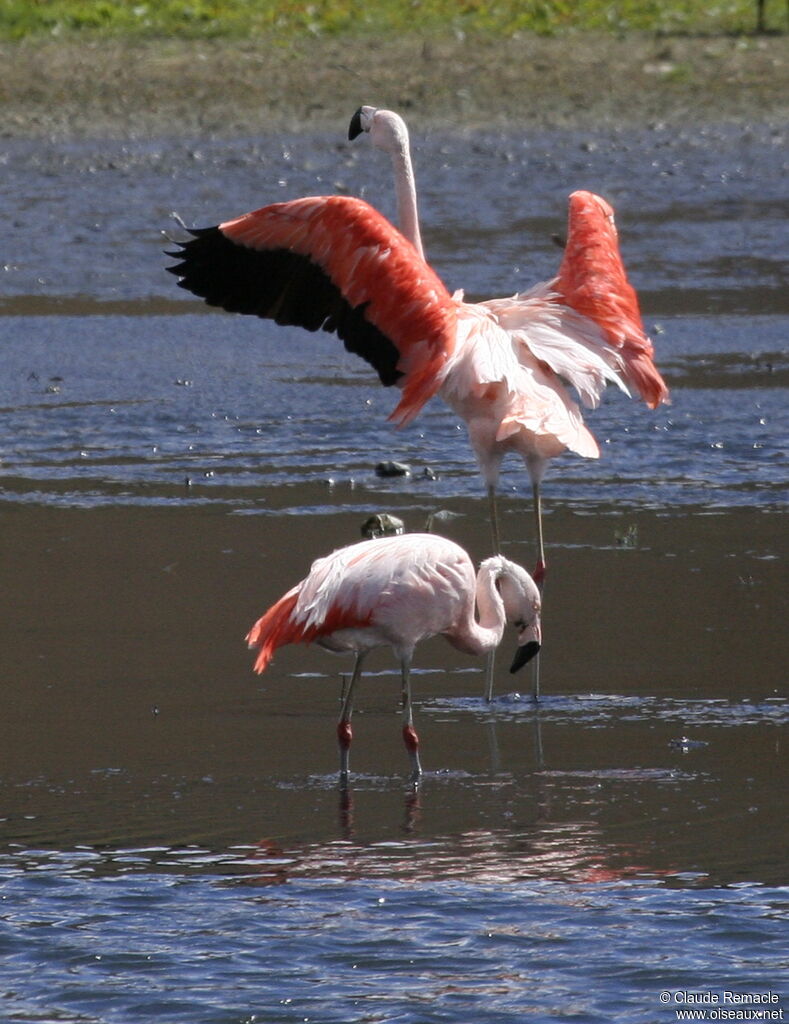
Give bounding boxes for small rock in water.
[375,460,411,478]
[361,513,405,539]
[424,509,463,532]
[615,524,638,548]
[669,736,709,751]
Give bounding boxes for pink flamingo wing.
[169,195,457,425]
[245,588,301,674]
[245,533,473,675]
[555,191,669,408]
[245,573,374,675]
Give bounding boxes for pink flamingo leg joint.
[402,723,421,780]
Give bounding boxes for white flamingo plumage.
[245,532,541,784]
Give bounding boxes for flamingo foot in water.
[337,720,353,785]
[402,723,422,783]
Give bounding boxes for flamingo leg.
[531,648,542,703]
[482,485,501,702]
[400,655,422,783]
[530,480,545,702]
[484,649,496,703]
[337,651,367,786]
[532,479,546,585]
[487,484,501,555]
[483,485,503,701]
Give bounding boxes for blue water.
[1,311,786,512]
[1,851,786,1024]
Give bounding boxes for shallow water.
[0,122,787,1022]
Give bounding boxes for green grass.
[0,0,784,41]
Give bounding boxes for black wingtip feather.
[165,223,403,388]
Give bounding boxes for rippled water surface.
[1,121,787,1022]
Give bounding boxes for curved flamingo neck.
[450,559,507,657]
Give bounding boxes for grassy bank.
[1,0,787,40]
[0,3,786,138]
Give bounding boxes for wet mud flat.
[2,32,787,140]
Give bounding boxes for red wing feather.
[556,191,669,408]
[245,589,300,675]
[170,195,457,425]
[245,576,373,675]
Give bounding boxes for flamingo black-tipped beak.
[510,641,540,673]
[348,107,364,140]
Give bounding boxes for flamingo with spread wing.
[167,110,668,581]
[347,106,669,568]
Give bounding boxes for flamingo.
[245,532,541,784]
[347,106,669,568]
[167,113,668,580]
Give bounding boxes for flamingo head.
[348,105,411,158]
[495,560,542,673]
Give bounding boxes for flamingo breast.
[439,303,600,474]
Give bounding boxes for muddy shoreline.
[1,32,787,139]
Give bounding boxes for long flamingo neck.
[451,560,507,657]
[389,144,424,260]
